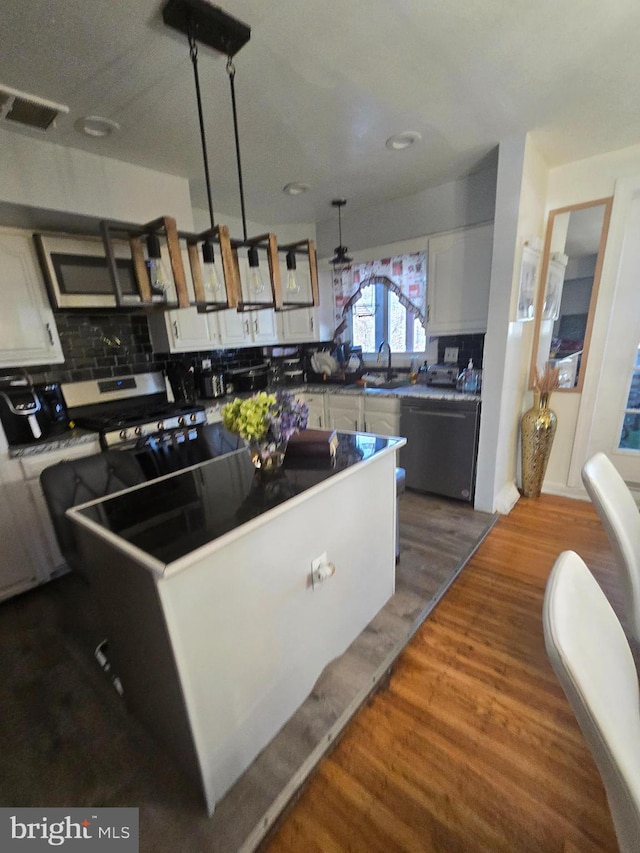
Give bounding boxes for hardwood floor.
[264,495,621,852]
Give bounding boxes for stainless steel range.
[62,372,208,477]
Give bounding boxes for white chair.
[543,550,640,853]
[582,452,640,649]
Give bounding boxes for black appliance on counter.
[198,368,226,400]
[62,372,208,479]
[166,362,197,405]
[0,373,69,446]
[225,364,269,393]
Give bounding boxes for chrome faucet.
[377,340,393,380]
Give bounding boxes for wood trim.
[162,216,189,309]
[218,224,241,310]
[267,232,283,310]
[129,235,152,302]
[187,242,204,303]
[529,196,614,393]
[574,197,613,393]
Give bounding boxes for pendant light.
[330,198,353,291]
[163,0,319,313]
[225,54,280,311]
[163,0,245,312]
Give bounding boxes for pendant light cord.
[227,57,248,242]
[188,22,216,231]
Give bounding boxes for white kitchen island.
[68,431,404,815]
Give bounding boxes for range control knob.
[157,421,164,431]
[178,416,186,427]
[119,429,129,441]
[189,413,198,423]
[134,426,143,436]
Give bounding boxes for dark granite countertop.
[73,432,401,565]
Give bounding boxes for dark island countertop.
[72,431,402,567]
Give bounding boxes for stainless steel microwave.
[33,232,140,309]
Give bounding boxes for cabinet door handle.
[45,323,54,346]
[173,320,179,338]
[427,305,431,322]
[253,318,258,334]
[310,316,314,332]
[244,319,250,335]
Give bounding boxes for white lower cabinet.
[297,391,400,435]
[326,395,363,432]
[0,228,64,368]
[296,392,326,428]
[363,396,401,437]
[0,439,101,600]
[0,461,43,601]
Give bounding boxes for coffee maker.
[0,373,69,446]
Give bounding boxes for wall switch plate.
[444,347,459,363]
[202,358,212,369]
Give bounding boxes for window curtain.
[332,252,427,340]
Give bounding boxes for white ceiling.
[2,0,640,228]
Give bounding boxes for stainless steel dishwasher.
[399,396,481,501]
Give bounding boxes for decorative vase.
[248,439,288,472]
[520,391,557,498]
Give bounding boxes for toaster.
[425,364,459,387]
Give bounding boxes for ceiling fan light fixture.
[385,130,421,151]
[330,199,353,266]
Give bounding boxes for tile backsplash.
[436,333,485,369]
[25,312,274,385]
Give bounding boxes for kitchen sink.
[363,378,411,390]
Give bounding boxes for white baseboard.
[494,481,521,514]
[540,481,590,502]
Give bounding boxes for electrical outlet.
[202,358,212,369]
[444,347,459,363]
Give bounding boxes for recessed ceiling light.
[76,115,121,138]
[385,131,422,151]
[283,182,310,196]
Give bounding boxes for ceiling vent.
[0,84,69,131]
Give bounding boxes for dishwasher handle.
[403,408,468,420]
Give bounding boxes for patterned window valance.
[332,252,426,339]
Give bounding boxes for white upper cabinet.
[427,222,494,335]
[0,228,64,367]
[277,307,318,343]
[148,247,218,352]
